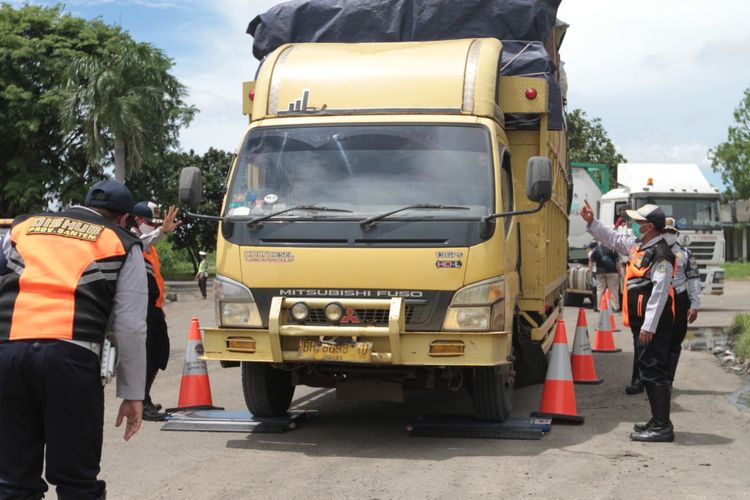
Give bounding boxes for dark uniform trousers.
[0,340,106,499]
[633,300,674,385]
[669,290,690,354]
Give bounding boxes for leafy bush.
[727,313,750,359]
[155,238,195,280]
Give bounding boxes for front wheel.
[241,362,295,417]
[472,365,514,422]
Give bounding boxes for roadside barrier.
[591,294,621,353]
[531,319,584,423]
[571,308,603,384]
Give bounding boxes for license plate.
[298,339,372,362]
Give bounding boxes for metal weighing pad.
[161,409,307,433]
[408,416,552,440]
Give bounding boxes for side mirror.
[525,156,552,203]
[179,167,203,210]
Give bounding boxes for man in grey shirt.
[581,201,676,442]
[0,180,147,499]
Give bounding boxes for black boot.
[625,348,643,394]
[633,383,655,431]
[668,351,681,384]
[630,383,674,442]
[625,378,644,394]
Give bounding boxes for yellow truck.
[179,36,569,421]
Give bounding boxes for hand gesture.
[159,206,183,234]
[116,399,143,441]
[580,200,595,224]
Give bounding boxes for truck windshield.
[225,124,493,219]
[635,197,721,230]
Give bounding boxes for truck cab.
[180,38,569,422]
[599,163,724,295]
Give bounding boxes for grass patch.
[727,313,750,360]
[725,261,750,280]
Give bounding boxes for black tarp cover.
[248,0,562,60]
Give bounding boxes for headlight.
[290,302,310,322]
[214,275,262,328]
[325,302,344,322]
[714,271,725,283]
[442,277,505,331]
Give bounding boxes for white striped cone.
[571,308,603,384]
[531,319,584,423]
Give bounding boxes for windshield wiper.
[247,205,352,227]
[359,203,470,230]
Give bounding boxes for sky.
[11,0,750,190]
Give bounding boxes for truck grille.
[686,241,715,261]
[288,305,419,326]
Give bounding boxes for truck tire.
[472,365,514,422]
[241,362,295,417]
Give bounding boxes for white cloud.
[617,139,724,188]
[171,1,280,153]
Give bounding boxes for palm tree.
[62,41,195,181]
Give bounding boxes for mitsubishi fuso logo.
[340,308,361,325]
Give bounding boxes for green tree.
[62,40,196,182]
[567,108,626,182]
[0,4,195,216]
[0,4,119,216]
[127,147,234,272]
[710,87,750,200]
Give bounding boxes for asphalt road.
[90,281,750,499]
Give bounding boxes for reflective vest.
[622,239,675,329]
[143,245,165,309]
[0,208,140,343]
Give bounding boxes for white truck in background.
[599,163,725,295]
[566,163,607,306]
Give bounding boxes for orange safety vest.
[143,245,165,309]
[622,239,675,329]
[0,208,140,343]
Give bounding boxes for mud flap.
[513,331,547,387]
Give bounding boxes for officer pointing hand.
[580,199,595,224]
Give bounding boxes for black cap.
[84,180,135,215]
[133,201,154,221]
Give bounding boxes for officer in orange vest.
[132,202,181,421]
[0,180,147,499]
[581,201,676,442]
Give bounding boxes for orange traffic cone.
[591,294,621,353]
[531,319,584,423]
[173,317,217,410]
[571,308,603,385]
[605,289,620,332]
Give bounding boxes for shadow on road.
[221,349,712,459]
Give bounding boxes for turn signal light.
[226,337,256,353]
[429,340,465,357]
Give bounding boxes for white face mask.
[139,223,155,235]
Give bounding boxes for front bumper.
[203,297,511,366]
